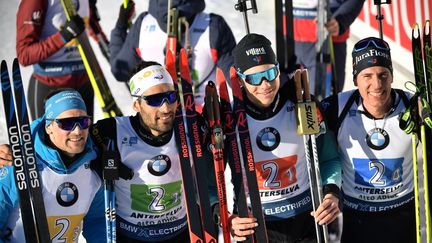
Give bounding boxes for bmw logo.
[366,128,389,150]
[148,155,171,176]
[256,127,280,151]
[56,182,79,207]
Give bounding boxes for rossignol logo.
[245,47,266,56]
[354,49,390,66]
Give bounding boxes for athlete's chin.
[65,146,85,156]
[158,122,174,133]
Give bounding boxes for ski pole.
[103,140,119,243]
[373,0,391,40]
[294,69,329,243]
[234,0,258,34]
[418,96,432,243]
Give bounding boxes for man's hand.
[325,18,340,36]
[0,144,12,168]
[311,193,340,225]
[229,214,258,242]
[117,0,136,27]
[60,15,85,43]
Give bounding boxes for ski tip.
[1,60,7,71]
[207,80,215,88]
[12,58,19,68]
[425,20,430,35]
[12,58,22,79]
[412,23,420,38]
[229,67,237,80]
[165,51,178,82]
[179,48,192,84]
[216,68,226,86]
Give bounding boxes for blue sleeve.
[0,167,18,242]
[109,12,146,81]
[82,184,106,243]
[209,14,236,82]
[332,0,366,35]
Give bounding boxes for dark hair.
[128,61,162,81]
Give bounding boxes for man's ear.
[45,125,53,135]
[132,99,141,113]
[354,77,358,86]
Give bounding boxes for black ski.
[166,51,205,243]
[230,68,268,243]
[178,49,218,242]
[216,68,253,243]
[1,59,50,243]
[411,20,432,242]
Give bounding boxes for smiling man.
[321,37,416,243]
[90,61,217,243]
[228,33,341,243]
[0,90,105,243]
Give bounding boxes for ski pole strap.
[102,140,120,181]
[418,95,432,128]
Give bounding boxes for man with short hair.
[90,61,218,242]
[321,37,416,243]
[0,89,105,242]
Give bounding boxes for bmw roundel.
[148,155,171,176]
[56,182,79,207]
[366,128,389,150]
[256,127,281,151]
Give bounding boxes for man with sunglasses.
[321,37,415,243]
[0,90,105,242]
[89,61,217,242]
[228,33,341,243]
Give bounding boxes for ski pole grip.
[301,70,312,101]
[294,70,303,102]
[205,82,215,124]
[295,70,320,135]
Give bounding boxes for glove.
[60,15,85,43]
[117,0,135,28]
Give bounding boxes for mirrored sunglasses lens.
[57,117,90,131]
[246,67,278,85]
[146,91,176,107]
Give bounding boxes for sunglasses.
[132,91,177,107]
[353,37,390,52]
[47,116,91,131]
[237,64,279,86]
